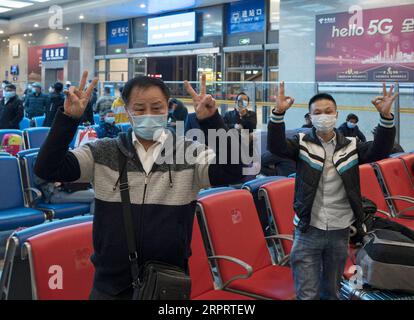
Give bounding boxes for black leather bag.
[117,150,191,300]
[133,261,191,300]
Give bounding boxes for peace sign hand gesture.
[184,74,217,121]
[274,81,295,114]
[64,71,99,120]
[371,82,398,119]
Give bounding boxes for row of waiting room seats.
[18,115,102,131]
[0,122,132,151]
[0,151,413,300]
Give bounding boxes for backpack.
[356,229,414,293]
[1,134,22,156]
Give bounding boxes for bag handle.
[117,149,141,289]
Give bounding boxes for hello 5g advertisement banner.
[315,4,414,82]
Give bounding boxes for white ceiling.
[0,0,237,35]
[0,0,77,18]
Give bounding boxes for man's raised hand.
[184,74,217,121]
[371,82,398,119]
[274,81,295,114]
[64,71,98,119]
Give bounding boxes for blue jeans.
[290,226,350,300]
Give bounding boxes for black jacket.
[0,95,24,129]
[24,92,50,119]
[268,112,396,234]
[338,122,367,142]
[43,92,65,127]
[224,109,257,133]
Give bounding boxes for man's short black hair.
[304,112,310,119]
[346,113,359,122]
[53,82,63,93]
[104,86,111,94]
[236,92,250,103]
[122,76,170,104]
[118,86,124,94]
[308,93,337,111]
[5,84,16,90]
[169,98,185,109]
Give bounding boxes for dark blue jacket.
[184,112,201,133]
[338,122,367,142]
[95,122,121,139]
[24,92,50,119]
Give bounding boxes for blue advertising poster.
[42,47,68,62]
[227,0,265,34]
[107,19,129,46]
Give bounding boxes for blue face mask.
[130,114,168,141]
[237,99,248,109]
[104,116,115,124]
[347,121,357,129]
[4,91,16,100]
[32,88,37,94]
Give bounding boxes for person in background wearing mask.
[268,82,397,300]
[112,87,129,124]
[65,81,72,91]
[0,80,11,100]
[95,110,121,139]
[24,82,50,119]
[43,82,65,127]
[224,92,257,133]
[338,113,367,142]
[95,86,115,118]
[22,84,32,103]
[302,113,313,128]
[0,84,23,129]
[111,86,128,124]
[34,71,244,300]
[167,98,188,127]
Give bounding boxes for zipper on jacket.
[138,171,152,266]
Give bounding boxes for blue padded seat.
[198,187,234,199]
[12,215,93,247]
[20,152,92,220]
[32,116,45,128]
[0,156,45,232]
[0,208,45,231]
[19,117,31,130]
[23,127,50,149]
[36,203,91,220]
[242,176,288,236]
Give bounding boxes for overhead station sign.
[42,46,68,62]
[107,19,129,46]
[147,12,196,46]
[227,0,265,34]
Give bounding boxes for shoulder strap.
[117,149,141,287]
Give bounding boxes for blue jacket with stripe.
[267,111,396,234]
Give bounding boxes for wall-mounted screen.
[147,12,196,46]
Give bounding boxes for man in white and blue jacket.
[35,71,244,300]
[268,82,397,300]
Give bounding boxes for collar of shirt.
[317,132,337,147]
[132,129,169,174]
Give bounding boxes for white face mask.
[310,114,337,133]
